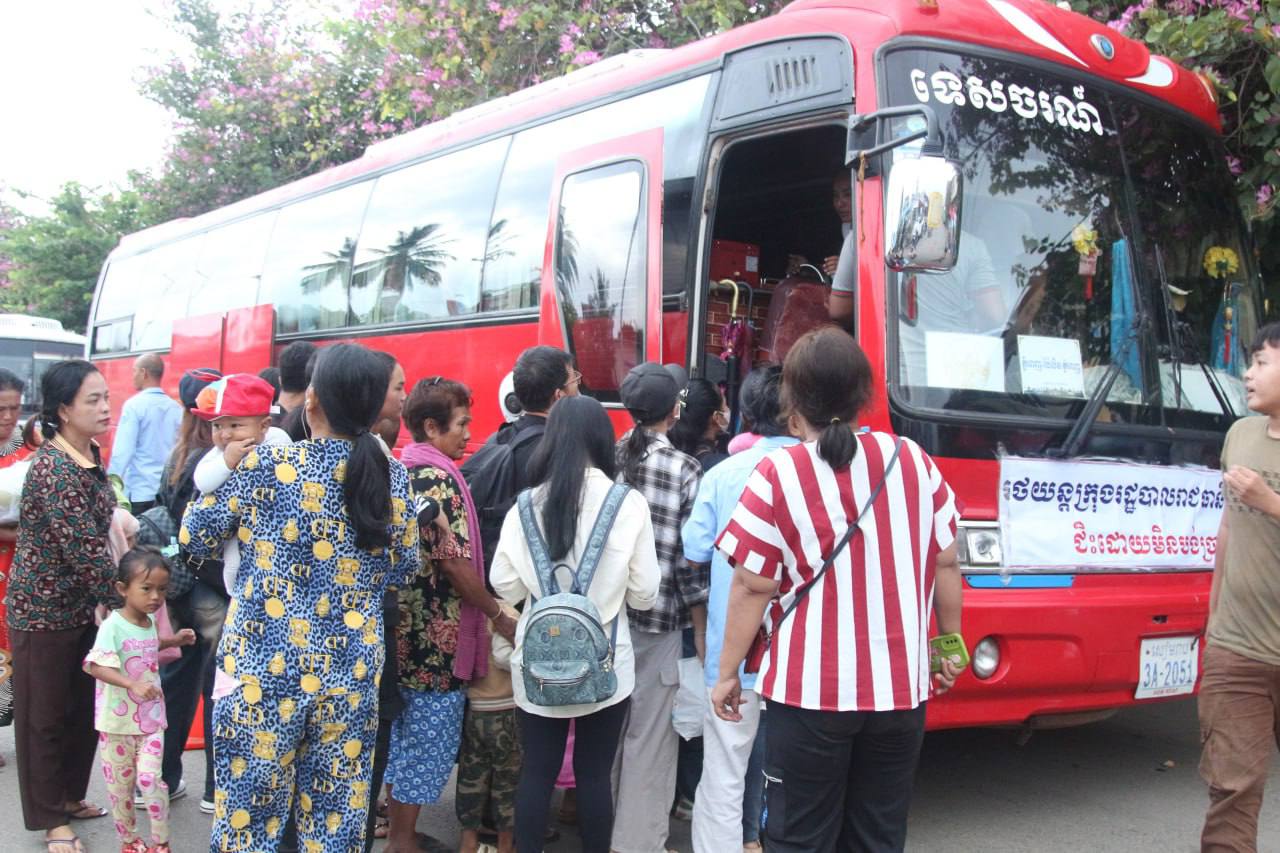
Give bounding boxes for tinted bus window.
[189,212,278,316]
[482,75,711,313]
[352,138,508,325]
[92,319,132,356]
[132,241,201,351]
[555,161,647,403]
[95,254,143,323]
[266,181,373,334]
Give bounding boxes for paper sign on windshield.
[999,456,1224,570]
[1018,335,1085,398]
[925,331,1004,392]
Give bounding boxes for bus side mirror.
[884,155,962,273]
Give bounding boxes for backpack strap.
[572,483,631,596]
[516,488,557,598]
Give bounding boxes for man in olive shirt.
[1200,321,1280,852]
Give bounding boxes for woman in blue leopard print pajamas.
[181,345,420,853]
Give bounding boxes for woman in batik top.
[383,376,516,853]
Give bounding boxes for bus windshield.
[883,48,1262,434]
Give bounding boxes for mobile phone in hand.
[929,633,970,674]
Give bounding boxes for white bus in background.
[0,315,87,415]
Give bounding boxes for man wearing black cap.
[613,362,705,853]
[465,346,581,572]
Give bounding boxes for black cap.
[620,362,683,424]
[179,367,223,410]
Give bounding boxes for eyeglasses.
[563,369,582,388]
[426,376,444,386]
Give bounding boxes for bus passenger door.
[539,129,664,412]
[168,305,275,381]
[222,305,275,375]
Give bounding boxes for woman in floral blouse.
[384,377,517,853]
[9,359,117,853]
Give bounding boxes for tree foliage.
[0,184,147,331]
[1068,0,1280,275]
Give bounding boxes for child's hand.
[223,438,257,468]
[175,628,196,647]
[132,680,163,702]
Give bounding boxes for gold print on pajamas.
[211,687,378,853]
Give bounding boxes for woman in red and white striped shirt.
[711,326,964,853]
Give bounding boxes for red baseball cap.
[192,374,276,421]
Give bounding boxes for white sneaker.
[200,797,215,815]
[136,779,185,808]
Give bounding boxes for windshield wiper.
[1154,246,1235,420]
[1052,315,1146,459]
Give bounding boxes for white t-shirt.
[193,426,292,594]
[491,468,661,718]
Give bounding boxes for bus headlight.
[961,526,1002,566]
[972,636,1000,679]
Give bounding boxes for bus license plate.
[1135,636,1199,700]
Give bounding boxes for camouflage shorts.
[455,706,522,830]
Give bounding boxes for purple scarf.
[400,441,489,682]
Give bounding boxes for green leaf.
[1267,54,1280,95]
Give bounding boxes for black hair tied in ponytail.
[818,417,859,471]
[311,344,394,550]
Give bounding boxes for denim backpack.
[516,482,630,707]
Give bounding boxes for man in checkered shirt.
[611,362,704,853]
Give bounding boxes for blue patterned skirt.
[385,687,467,803]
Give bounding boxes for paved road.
[2,698,1277,852]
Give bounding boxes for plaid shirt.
[617,430,705,633]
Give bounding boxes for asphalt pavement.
[1,698,1276,852]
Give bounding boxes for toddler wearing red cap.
[190,374,292,595]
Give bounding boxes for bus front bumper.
[925,571,1210,730]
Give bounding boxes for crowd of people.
[0,325,1018,853]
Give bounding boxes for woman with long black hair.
[612,362,704,853]
[155,367,224,808]
[181,343,420,852]
[668,378,730,472]
[491,395,659,853]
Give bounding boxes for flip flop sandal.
[65,801,108,820]
[44,835,84,853]
[373,816,390,839]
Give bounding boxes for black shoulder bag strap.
[767,437,905,640]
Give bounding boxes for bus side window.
[555,161,648,404]
[263,181,373,335]
[132,241,200,352]
[352,137,508,325]
[482,74,712,315]
[189,212,278,317]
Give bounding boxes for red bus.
[89,0,1263,729]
